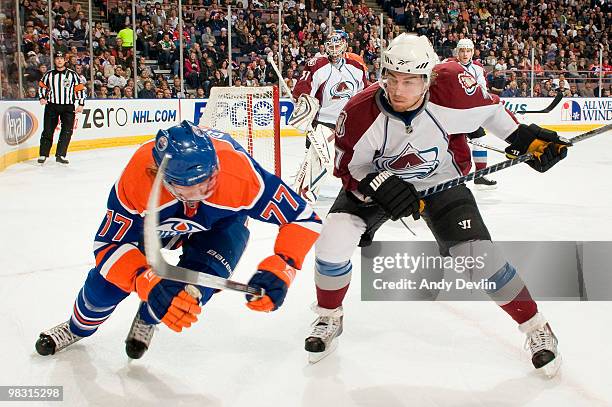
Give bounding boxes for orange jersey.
[93,131,321,293]
[345,52,369,74]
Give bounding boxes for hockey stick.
[421,124,611,198]
[144,155,265,297]
[468,139,506,154]
[468,123,611,156]
[267,54,295,99]
[518,91,563,114]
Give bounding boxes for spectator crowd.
[0,0,610,99]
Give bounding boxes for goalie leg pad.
[293,146,327,203]
[307,124,335,168]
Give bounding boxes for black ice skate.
[474,176,497,190]
[519,313,562,377]
[305,304,343,364]
[125,305,156,359]
[35,321,82,356]
[37,156,47,164]
[55,156,69,165]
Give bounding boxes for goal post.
[200,85,281,176]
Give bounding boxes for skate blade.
[308,339,338,364]
[475,183,497,191]
[538,354,562,378]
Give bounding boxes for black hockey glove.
[505,124,571,173]
[358,171,421,221]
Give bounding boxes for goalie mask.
[153,120,219,202]
[325,30,348,59]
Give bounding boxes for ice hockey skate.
[35,321,82,356]
[125,304,156,359]
[520,313,562,378]
[474,175,497,190]
[305,305,343,364]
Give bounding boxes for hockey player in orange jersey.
[35,120,321,359]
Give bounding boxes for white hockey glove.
[288,94,320,132]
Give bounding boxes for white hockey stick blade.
[144,156,265,297]
[308,338,339,364]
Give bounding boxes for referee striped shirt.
[38,68,86,105]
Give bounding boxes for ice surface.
[0,132,611,406]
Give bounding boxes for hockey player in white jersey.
[448,38,498,188]
[289,30,369,202]
[305,34,569,377]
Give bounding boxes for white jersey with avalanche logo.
[292,56,368,125]
[333,61,520,194]
[444,57,489,97]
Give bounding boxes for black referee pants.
[39,103,75,158]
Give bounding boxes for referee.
[37,51,86,165]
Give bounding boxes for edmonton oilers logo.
[156,135,168,151]
[3,107,38,145]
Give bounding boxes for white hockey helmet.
[381,33,439,80]
[456,38,475,50]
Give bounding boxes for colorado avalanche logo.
[458,72,478,96]
[374,144,440,180]
[330,81,355,100]
[157,218,208,238]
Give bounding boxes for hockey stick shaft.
[421,124,611,198]
[144,156,265,297]
[420,154,532,198]
[267,55,294,100]
[468,139,506,154]
[518,91,563,114]
[468,124,611,156]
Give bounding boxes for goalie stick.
[143,154,265,297]
[267,54,295,98]
[422,124,610,198]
